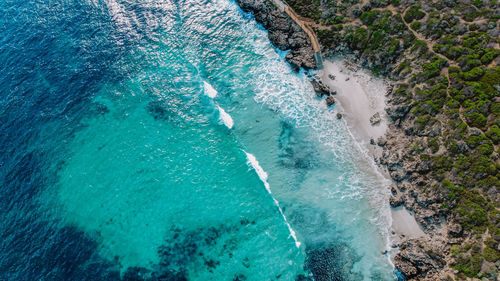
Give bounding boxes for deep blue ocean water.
[0,0,396,280]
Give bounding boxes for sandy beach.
[320,59,388,149]
[319,58,426,246]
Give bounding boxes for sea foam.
[217,106,234,129]
[244,151,301,248]
[203,81,217,98]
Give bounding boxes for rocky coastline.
[234,0,500,280]
[235,0,317,70]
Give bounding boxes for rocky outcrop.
[394,239,446,279]
[386,104,412,122]
[234,0,315,69]
[310,75,336,97]
[370,112,381,125]
[389,184,404,207]
[377,127,448,231]
[325,96,335,107]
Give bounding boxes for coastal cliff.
[234,0,500,280]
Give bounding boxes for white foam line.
[244,151,301,248]
[203,81,217,98]
[317,62,395,260]
[217,105,234,129]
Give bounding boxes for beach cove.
[0,0,424,280]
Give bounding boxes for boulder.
[326,96,335,107]
[370,112,381,125]
[390,194,404,207]
[310,76,336,97]
[377,136,387,147]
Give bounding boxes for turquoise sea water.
[1,0,396,280]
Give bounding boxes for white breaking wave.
[203,81,218,98]
[217,106,234,129]
[238,24,393,224]
[244,151,301,248]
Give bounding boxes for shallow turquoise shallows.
[39,0,396,280]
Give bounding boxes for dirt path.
[284,7,321,52]
[267,0,321,53]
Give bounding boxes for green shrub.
[483,247,500,262]
[445,139,459,154]
[480,49,500,64]
[360,10,380,26]
[418,56,448,81]
[420,153,431,161]
[410,21,421,30]
[432,155,453,171]
[435,45,464,60]
[462,32,491,50]
[469,154,496,176]
[414,114,432,129]
[476,143,494,155]
[368,30,387,49]
[452,244,483,277]
[479,67,500,97]
[457,201,488,230]
[442,179,458,191]
[351,27,369,49]
[404,4,425,23]
[411,39,428,54]
[446,98,461,109]
[465,134,488,149]
[463,66,486,81]
[428,137,440,153]
[464,112,487,128]
[472,0,485,8]
[333,15,346,24]
[477,175,500,191]
[458,55,482,72]
[457,122,469,134]
[486,125,500,144]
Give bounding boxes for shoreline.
[316,58,427,253]
[233,0,437,277]
[319,58,388,159]
[232,0,500,279]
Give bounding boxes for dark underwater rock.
[305,247,345,281]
